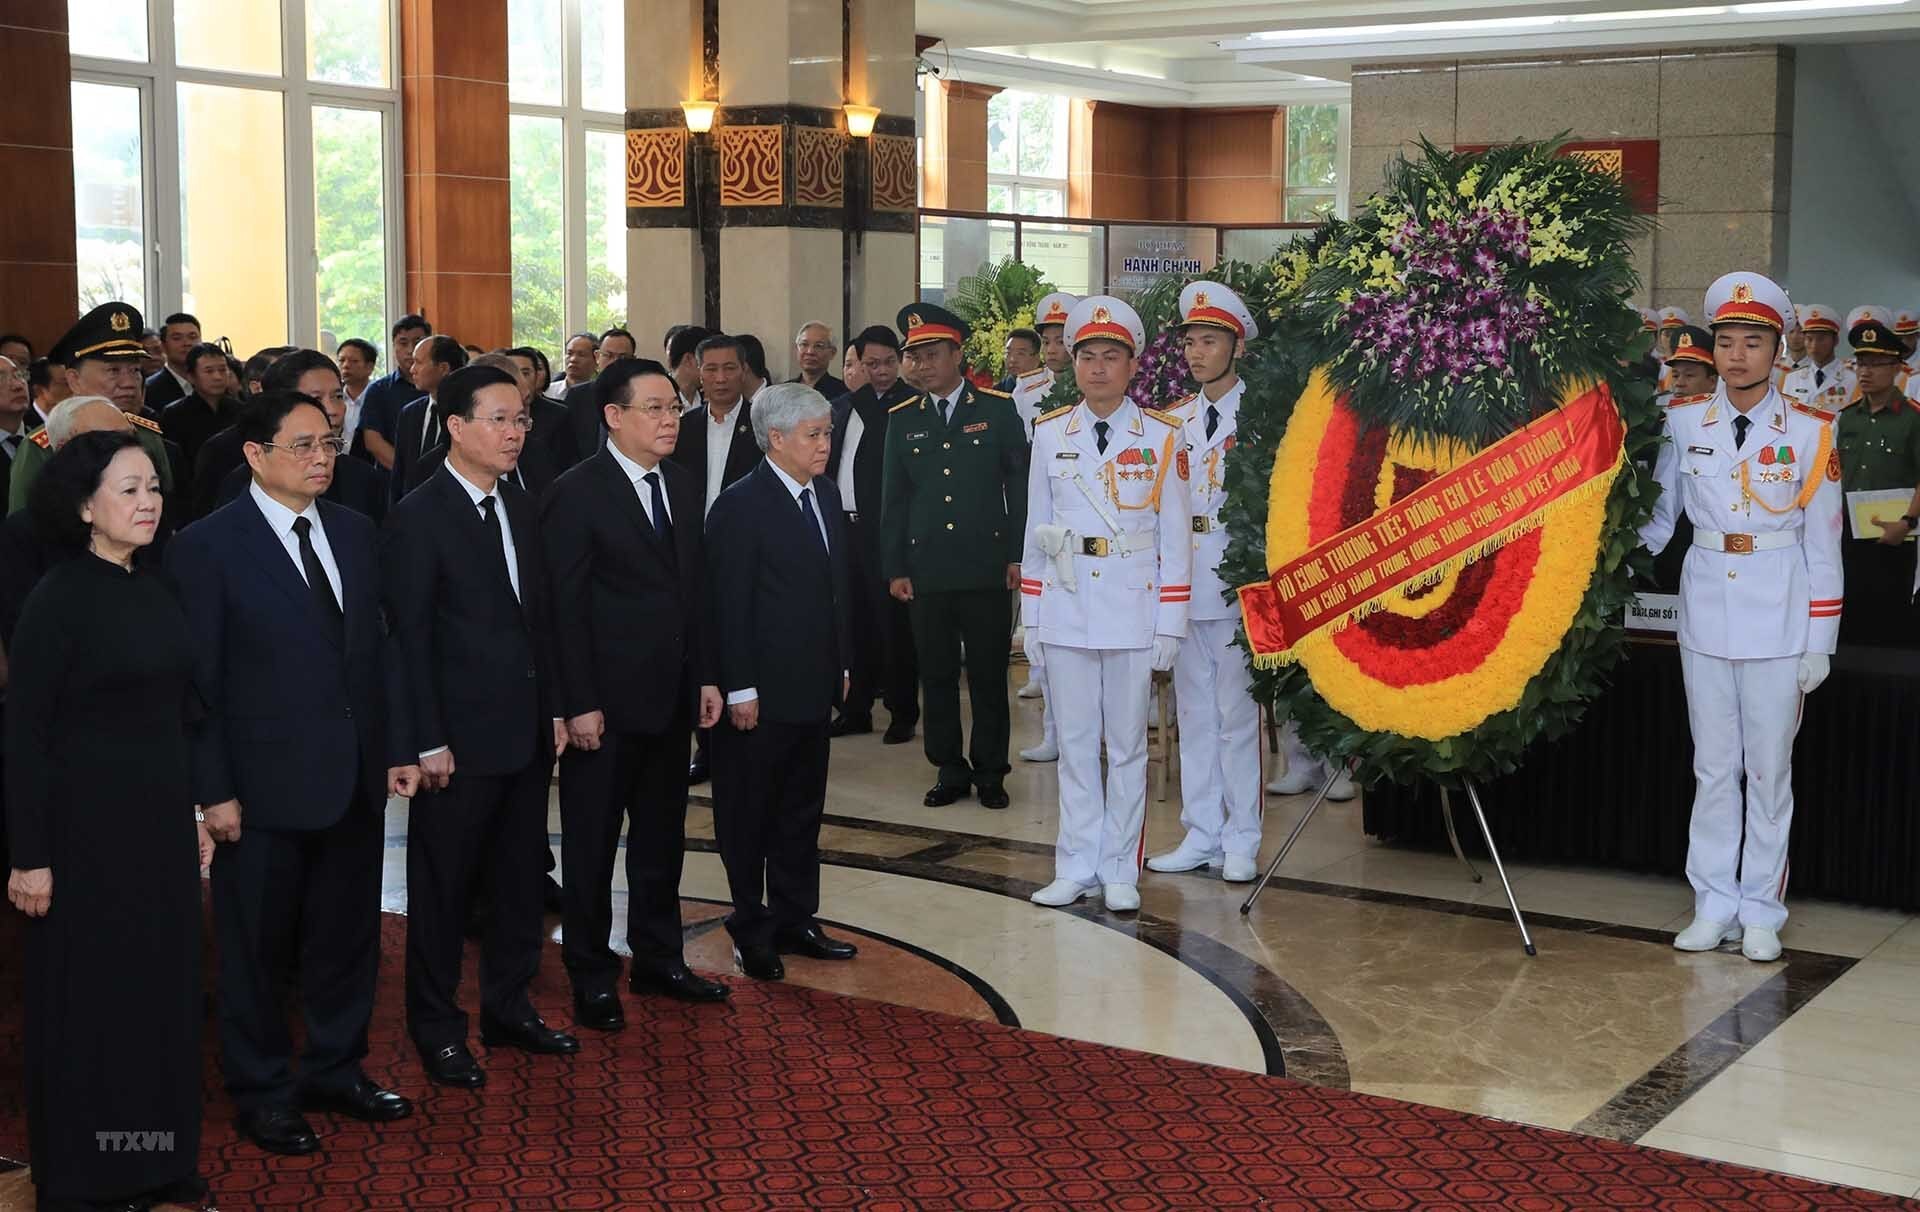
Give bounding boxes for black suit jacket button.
[345,707,354,720]
[526,667,537,679]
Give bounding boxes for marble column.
[0,0,77,352]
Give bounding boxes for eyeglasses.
[262,436,346,457]
[466,413,534,431]
[798,341,835,353]
[1,370,26,383]
[615,402,682,421]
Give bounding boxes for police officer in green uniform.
[1834,315,1920,646]
[881,305,1029,810]
[9,302,180,514]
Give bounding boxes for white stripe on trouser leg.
[1173,617,1263,859]
[1735,655,1802,932]
[1043,643,1154,887]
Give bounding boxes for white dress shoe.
[1673,916,1742,952]
[1019,740,1059,762]
[1741,925,1783,962]
[1029,878,1095,907]
[1221,854,1258,883]
[1325,770,1357,801]
[1017,678,1043,699]
[1103,884,1141,913]
[1145,839,1223,873]
[1265,768,1318,795]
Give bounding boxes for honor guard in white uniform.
[1893,308,1919,390]
[1021,296,1191,913]
[1773,305,1808,392]
[1011,291,1079,761]
[1655,307,1691,393]
[1640,271,1844,964]
[1780,303,1855,412]
[1145,283,1265,883]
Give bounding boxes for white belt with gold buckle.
[1693,528,1801,554]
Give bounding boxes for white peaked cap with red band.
[1065,295,1144,354]
[1657,306,1691,330]
[1797,302,1841,334]
[1178,280,1259,342]
[1705,272,1793,333]
[1033,292,1079,330]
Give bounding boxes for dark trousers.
[405,754,552,1050]
[709,716,829,950]
[910,587,1012,788]
[843,514,919,727]
[559,719,691,992]
[212,789,382,1110]
[1840,540,1917,647]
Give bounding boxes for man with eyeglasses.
[215,350,389,522]
[384,364,578,1090]
[541,358,728,1029]
[791,322,846,402]
[0,355,28,509]
[169,388,423,1157]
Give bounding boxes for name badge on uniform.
[1687,445,1714,455]
[963,421,988,433]
[905,430,929,441]
[1054,451,1079,460]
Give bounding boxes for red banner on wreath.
[1238,383,1625,660]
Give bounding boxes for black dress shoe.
[146,1172,210,1207]
[480,1015,581,1055]
[300,1074,413,1122]
[421,1041,486,1088]
[572,989,626,1031]
[236,1105,320,1156]
[776,924,859,961]
[923,782,970,807]
[830,714,874,737]
[732,944,785,981]
[977,784,1011,810]
[630,962,730,1003]
[882,721,916,744]
[688,757,710,785]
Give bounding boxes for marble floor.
[373,670,1920,1201]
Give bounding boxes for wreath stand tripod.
[1238,770,1536,957]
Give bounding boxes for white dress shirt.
[725,459,840,706]
[341,379,371,451]
[606,442,671,529]
[442,462,520,602]
[930,383,964,425]
[705,402,743,516]
[248,481,344,604]
[835,410,865,512]
[166,365,192,396]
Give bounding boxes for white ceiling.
[916,0,1920,104]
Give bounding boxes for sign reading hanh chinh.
[1216,138,1661,789]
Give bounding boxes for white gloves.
[1796,652,1830,694]
[1023,627,1041,665]
[1150,635,1181,672]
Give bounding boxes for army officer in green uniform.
[10,303,179,515]
[1834,315,1920,646]
[881,305,1029,810]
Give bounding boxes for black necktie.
[421,406,438,453]
[1815,368,1826,388]
[941,394,955,426]
[1095,420,1110,455]
[2,433,18,459]
[644,470,672,545]
[1205,405,1220,441]
[799,487,827,552]
[480,494,516,600]
[290,516,343,629]
[1733,414,1752,450]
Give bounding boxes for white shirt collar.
[442,459,498,505]
[932,381,965,411]
[606,441,662,485]
[766,458,812,502]
[248,480,322,536]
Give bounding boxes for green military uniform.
[9,415,175,514]
[881,304,1030,806]
[1833,317,1920,645]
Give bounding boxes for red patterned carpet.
[0,913,1914,1211]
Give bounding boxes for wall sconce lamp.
[843,104,880,139]
[681,100,718,134]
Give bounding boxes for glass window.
[68,0,149,62]
[510,114,565,352]
[307,0,390,88]
[178,82,288,353]
[579,0,624,114]
[1285,195,1336,223]
[70,80,147,314]
[987,89,1070,217]
[174,0,283,76]
[583,128,628,336]
[508,0,564,106]
[986,183,1012,214]
[1020,222,1103,297]
[312,106,387,349]
[1017,186,1064,217]
[1284,104,1345,220]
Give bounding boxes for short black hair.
[243,346,295,387]
[139,326,158,341]
[663,324,687,352]
[437,364,519,424]
[0,333,31,359]
[735,334,769,381]
[667,326,712,367]
[391,313,431,338]
[1006,328,1041,357]
[597,357,675,412]
[599,327,637,352]
[27,358,53,394]
[237,389,328,447]
[510,345,552,385]
[184,342,227,376]
[337,337,379,365]
[419,335,468,375]
[696,334,743,363]
[161,313,199,336]
[262,349,341,393]
[30,430,151,554]
[851,326,901,358]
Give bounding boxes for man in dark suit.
[506,346,583,479]
[383,364,578,1089]
[542,359,727,1029]
[169,390,421,1157]
[0,351,28,508]
[388,335,468,506]
[826,325,920,741]
[705,382,859,981]
[409,351,576,501]
[142,312,200,414]
[559,327,638,457]
[159,341,240,466]
[215,350,389,521]
[791,322,846,402]
[356,314,431,470]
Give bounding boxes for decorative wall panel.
[719,124,784,206]
[794,125,846,208]
[626,127,687,208]
[869,133,917,213]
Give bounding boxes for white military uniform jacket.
[1020,400,1191,649]
[1780,358,1855,414]
[1011,367,1055,439]
[1166,380,1244,622]
[1641,384,1844,659]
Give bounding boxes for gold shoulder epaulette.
[1170,392,1198,409]
[125,412,163,434]
[29,428,50,449]
[975,385,1012,399]
[1789,399,1837,424]
[1665,392,1712,409]
[1035,405,1073,425]
[1143,407,1182,427]
[887,395,921,414]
